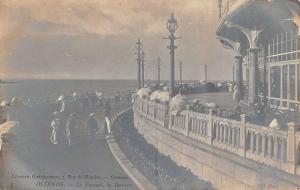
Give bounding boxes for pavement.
[0,102,137,190]
[186,92,299,127]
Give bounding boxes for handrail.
[246,123,288,139]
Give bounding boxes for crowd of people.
[49,91,119,147]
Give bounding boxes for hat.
[89,113,95,117]
[70,112,76,117]
[0,101,9,107]
[57,95,64,101]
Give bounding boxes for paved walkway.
[186,92,299,127]
[187,92,250,110]
[0,102,137,190]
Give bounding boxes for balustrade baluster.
[192,118,195,134]
[232,128,236,147]
[274,137,279,160]
[227,127,230,144]
[237,129,240,147]
[261,134,266,156]
[195,119,198,135]
[190,118,193,134]
[196,119,199,135]
[281,140,286,162]
[220,125,224,142]
[183,116,186,130]
[216,124,220,141]
[268,135,273,158]
[179,116,182,130]
[200,120,203,136]
[224,126,228,143]
[194,119,197,135]
[250,131,255,153]
[205,121,207,136]
[256,133,260,155]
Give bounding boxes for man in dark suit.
[87,113,99,145]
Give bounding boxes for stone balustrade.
[133,97,300,175]
[188,111,209,143]
[212,115,243,155]
[133,98,168,127]
[245,123,288,169]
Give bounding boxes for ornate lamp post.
[165,13,179,99]
[135,39,143,89]
[141,50,145,88]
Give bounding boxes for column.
[248,48,259,105]
[295,62,298,103]
[141,54,145,88]
[287,122,299,173]
[280,65,283,108]
[268,66,271,101]
[287,64,290,109]
[235,55,243,101]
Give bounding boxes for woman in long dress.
[66,113,78,146]
[50,112,61,145]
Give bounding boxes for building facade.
[217,0,300,110]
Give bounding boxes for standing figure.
[66,112,78,146]
[233,85,239,101]
[104,100,112,135]
[103,116,112,135]
[83,95,90,112]
[114,91,121,104]
[104,99,112,118]
[96,91,104,107]
[50,112,61,145]
[87,113,99,145]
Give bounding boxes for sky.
[0,0,233,80]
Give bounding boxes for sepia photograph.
[0,0,299,189]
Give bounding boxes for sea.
[0,79,137,102]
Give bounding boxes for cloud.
[1,0,217,36]
[0,0,234,80]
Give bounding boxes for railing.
[134,98,168,127]
[188,111,209,143]
[133,97,300,175]
[213,115,243,154]
[245,123,290,170]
